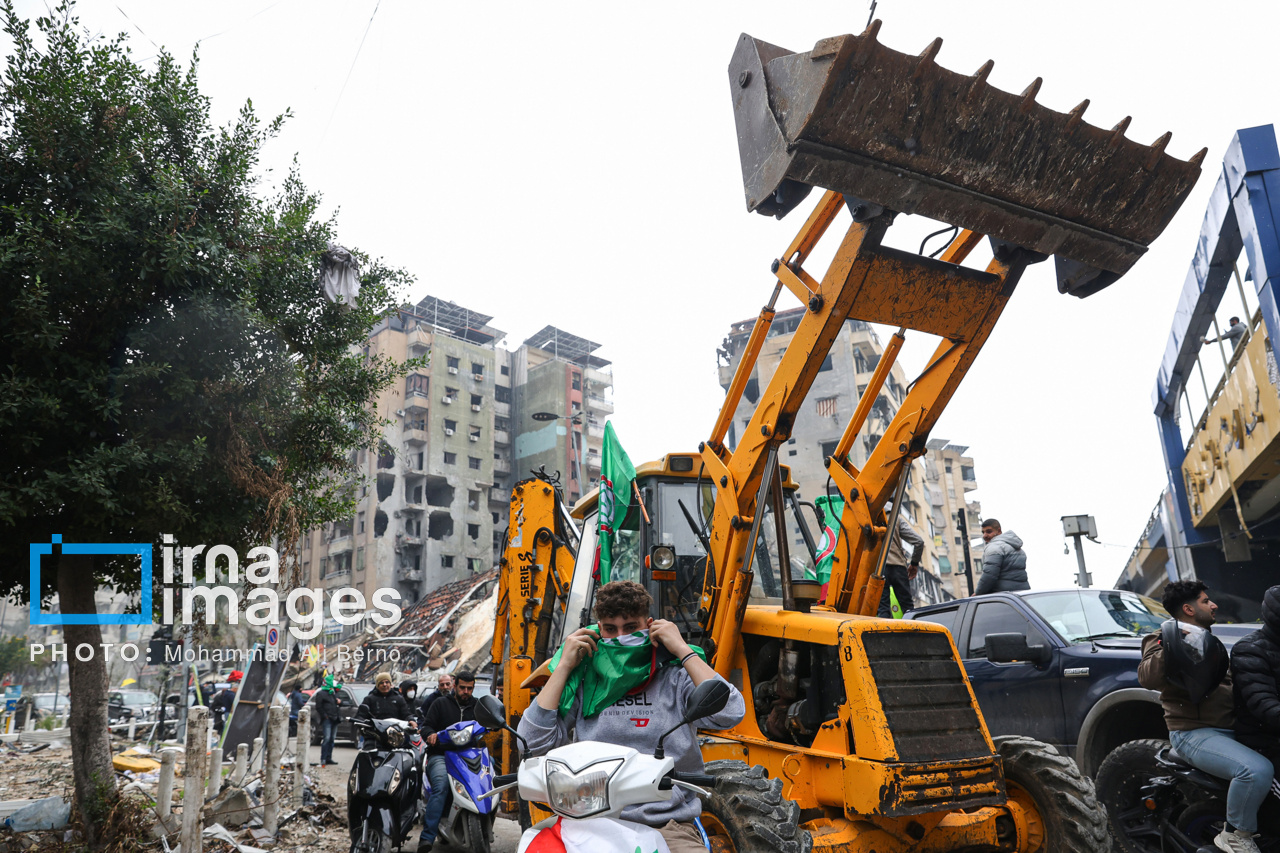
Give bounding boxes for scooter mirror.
[681,678,730,725]
[475,694,505,730]
[655,678,731,760]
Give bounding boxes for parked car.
[904,588,1259,777]
[307,683,374,745]
[108,689,160,725]
[31,693,70,722]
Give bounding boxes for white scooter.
[474,681,730,853]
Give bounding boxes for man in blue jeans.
[311,675,342,766]
[1140,580,1273,853]
[418,671,478,851]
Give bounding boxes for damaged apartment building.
[300,297,614,640]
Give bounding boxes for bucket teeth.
[1066,99,1090,132]
[1190,147,1209,168]
[914,37,943,78]
[1145,132,1173,170]
[1019,78,1043,113]
[728,28,1203,288]
[966,60,994,101]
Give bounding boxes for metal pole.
[1210,317,1230,371]
[956,509,976,597]
[1234,263,1252,324]
[182,708,209,853]
[1195,356,1212,412]
[1072,534,1092,588]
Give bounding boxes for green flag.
[813,495,844,586]
[546,626,706,718]
[595,422,636,585]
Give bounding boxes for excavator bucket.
[729,24,1205,296]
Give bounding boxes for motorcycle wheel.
[349,827,390,853]
[994,735,1111,853]
[1094,738,1168,853]
[1174,800,1226,847]
[463,812,491,853]
[699,760,811,853]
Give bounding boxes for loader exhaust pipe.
[728,22,1204,296]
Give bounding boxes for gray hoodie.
[517,665,745,826]
[976,530,1029,595]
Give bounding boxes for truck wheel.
[995,735,1111,853]
[700,760,811,853]
[1094,739,1167,853]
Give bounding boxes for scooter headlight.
[385,726,404,748]
[447,728,473,747]
[388,768,401,792]
[545,759,622,818]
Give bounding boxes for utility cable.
[320,0,381,143]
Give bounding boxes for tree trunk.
[57,554,114,846]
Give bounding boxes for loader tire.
[995,735,1111,853]
[700,760,812,853]
[1093,739,1168,853]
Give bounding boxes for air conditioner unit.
[473,373,484,381]
[442,396,453,404]
[469,434,478,442]
[471,404,481,412]
[395,409,406,417]
[444,428,455,436]
[448,366,458,375]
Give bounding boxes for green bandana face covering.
[547,626,705,718]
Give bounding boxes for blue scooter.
[424,719,497,853]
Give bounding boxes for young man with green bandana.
[517,580,746,853]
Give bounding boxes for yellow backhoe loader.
[491,22,1202,852]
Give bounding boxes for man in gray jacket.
[518,580,745,853]
[877,507,925,618]
[976,518,1030,595]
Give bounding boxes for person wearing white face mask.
[518,580,746,853]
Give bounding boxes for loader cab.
[569,454,817,647]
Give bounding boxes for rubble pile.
[351,570,498,682]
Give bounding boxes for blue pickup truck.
[905,589,1257,777]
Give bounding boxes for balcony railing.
[585,394,613,414]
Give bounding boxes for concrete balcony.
[493,400,510,418]
[396,566,423,583]
[323,568,351,589]
[585,452,601,471]
[401,502,425,513]
[489,487,509,504]
[399,534,424,548]
[494,456,511,475]
[404,392,430,413]
[585,366,612,388]
[585,394,613,414]
[494,428,510,446]
[407,328,431,351]
[326,536,353,555]
[404,428,428,446]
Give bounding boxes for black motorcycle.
[347,713,428,853]
[1097,738,1280,852]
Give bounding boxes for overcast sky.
[9,1,1280,592]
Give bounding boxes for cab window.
[965,602,1048,659]
[915,606,959,639]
